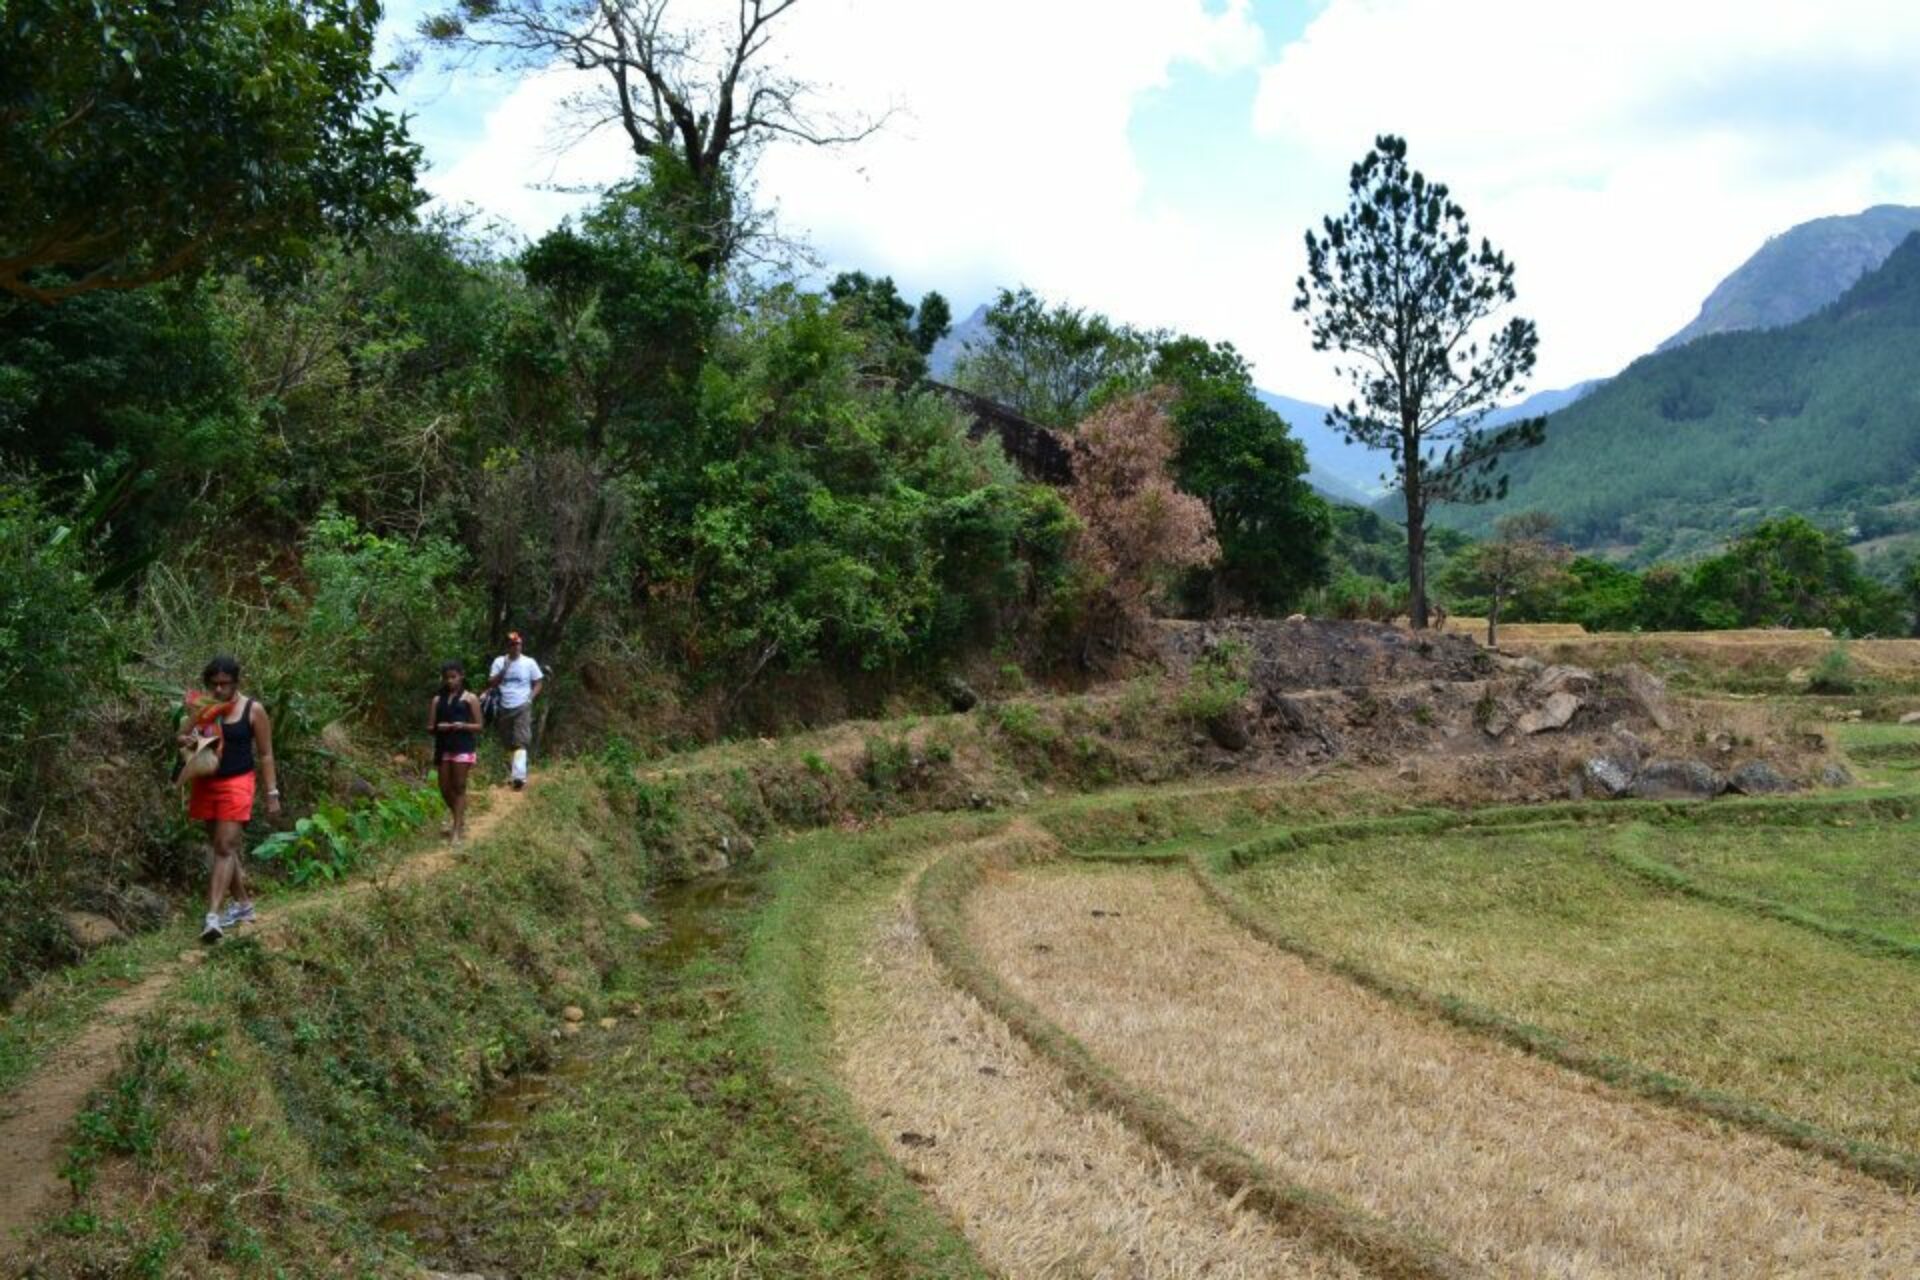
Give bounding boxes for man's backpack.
[480,686,501,726]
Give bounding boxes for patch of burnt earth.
[1155,618,1492,690]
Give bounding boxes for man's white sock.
[511,748,528,782]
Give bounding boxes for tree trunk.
[1403,441,1429,630]
[1487,590,1501,648]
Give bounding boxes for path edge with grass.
[913,833,1486,1280]
[1189,821,1920,1193]
[745,816,1002,1280]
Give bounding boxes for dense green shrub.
[301,509,477,727]
[0,480,123,810]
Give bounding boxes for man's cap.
[507,630,523,643]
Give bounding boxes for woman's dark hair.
[202,655,241,685]
[441,659,466,678]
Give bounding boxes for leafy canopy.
[0,0,419,303]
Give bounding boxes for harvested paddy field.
[965,862,1920,1278]
[823,835,1361,1279]
[1217,824,1920,1154]
[1611,819,1920,947]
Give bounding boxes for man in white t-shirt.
[487,631,545,789]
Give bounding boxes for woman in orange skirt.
[179,656,280,942]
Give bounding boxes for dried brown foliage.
[1068,392,1218,647]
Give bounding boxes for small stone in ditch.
[562,1005,586,1023]
[598,1016,618,1030]
[560,1022,582,1037]
[898,1131,937,1149]
[624,912,653,930]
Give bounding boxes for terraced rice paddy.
[1212,821,1920,1154]
[14,765,1920,1277]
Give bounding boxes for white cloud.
[403,0,1920,405]
[410,0,1274,342]
[1251,0,1920,390]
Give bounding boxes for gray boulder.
[1206,705,1252,752]
[1632,758,1725,799]
[938,673,980,713]
[116,885,173,930]
[1616,663,1675,731]
[61,911,124,951]
[1582,756,1636,798]
[1727,761,1796,795]
[1533,664,1594,696]
[1821,763,1856,788]
[1516,691,1582,735]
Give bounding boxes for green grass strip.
[914,838,1484,1280]
[746,814,1000,1280]
[1190,841,1920,1194]
[1602,828,1920,963]
[1207,788,1920,875]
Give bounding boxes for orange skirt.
[189,772,255,823]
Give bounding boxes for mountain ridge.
[1436,230,1920,565]
[1659,204,1920,351]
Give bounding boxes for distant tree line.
[1452,514,1912,637]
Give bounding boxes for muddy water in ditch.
[379,873,751,1256]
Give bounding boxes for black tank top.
[434,692,477,757]
[215,699,256,778]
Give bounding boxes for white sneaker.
[220,900,255,928]
[201,912,224,943]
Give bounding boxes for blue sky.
[377,1,1920,402]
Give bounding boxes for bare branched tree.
[419,1,878,274]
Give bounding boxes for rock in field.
[1616,663,1675,731]
[1516,692,1582,735]
[1206,705,1252,752]
[61,911,124,951]
[562,1005,586,1023]
[1900,711,1920,725]
[116,885,172,930]
[1727,761,1795,795]
[938,673,980,713]
[1532,665,1594,696]
[1631,759,1725,799]
[1581,757,1636,799]
[1822,763,1856,788]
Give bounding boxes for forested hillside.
[1438,231,1920,564]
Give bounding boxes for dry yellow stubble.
[826,844,1363,1279]
[968,864,1920,1279]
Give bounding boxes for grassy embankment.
[15,772,654,1275]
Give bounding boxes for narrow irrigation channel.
[379,871,760,1276]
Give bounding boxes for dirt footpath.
[0,784,527,1254]
[967,864,1920,1279]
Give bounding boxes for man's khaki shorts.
[496,702,533,750]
